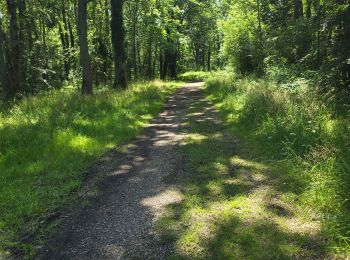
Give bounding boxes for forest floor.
[38,82,327,259]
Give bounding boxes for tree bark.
[293,0,304,19]
[132,7,138,79]
[110,0,127,89]
[0,22,8,92]
[6,0,21,98]
[257,0,264,75]
[78,0,93,95]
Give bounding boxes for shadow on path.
[39,83,204,259]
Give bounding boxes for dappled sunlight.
[158,92,326,259]
[0,82,180,254]
[140,189,183,214]
[230,156,268,171]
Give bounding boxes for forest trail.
[40,82,205,259]
[39,82,325,259]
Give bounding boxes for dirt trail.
[40,83,205,259]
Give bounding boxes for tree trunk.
[77,0,93,95]
[257,0,264,75]
[316,0,321,68]
[6,0,21,98]
[132,8,138,79]
[207,43,211,71]
[0,23,8,92]
[145,33,153,79]
[62,1,71,77]
[306,0,312,19]
[159,50,164,79]
[110,0,127,89]
[293,0,304,20]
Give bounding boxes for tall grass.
[0,81,180,257]
[205,73,350,256]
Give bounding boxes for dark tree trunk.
[132,8,138,79]
[145,33,153,79]
[68,19,75,49]
[110,0,127,89]
[58,22,69,79]
[207,43,211,71]
[316,0,321,68]
[77,0,93,95]
[257,0,264,75]
[6,0,21,98]
[159,50,165,79]
[306,0,311,19]
[169,49,177,79]
[62,1,71,77]
[293,0,304,19]
[0,23,8,92]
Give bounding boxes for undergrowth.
[205,73,350,256]
[0,80,181,257]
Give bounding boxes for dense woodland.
[0,0,349,99]
[0,0,350,258]
[0,0,219,98]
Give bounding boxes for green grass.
[0,80,182,257]
[178,71,213,82]
[203,73,350,257]
[157,93,327,259]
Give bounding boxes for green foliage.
[0,81,180,256]
[205,72,350,256]
[220,0,263,74]
[220,0,350,91]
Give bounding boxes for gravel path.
[40,82,205,259]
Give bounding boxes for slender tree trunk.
[132,8,138,79]
[257,0,264,75]
[306,0,311,19]
[159,50,164,79]
[104,0,110,36]
[207,43,211,71]
[78,0,93,94]
[145,33,153,79]
[316,0,321,68]
[0,22,8,92]
[68,19,75,49]
[62,1,71,77]
[58,22,69,79]
[110,0,127,89]
[6,0,21,98]
[293,0,304,19]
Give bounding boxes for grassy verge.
[0,80,182,257]
[203,74,350,256]
[157,87,328,259]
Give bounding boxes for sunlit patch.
[25,161,45,175]
[68,134,97,151]
[140,189,182,214]
[183,133,208,144]
[273,216,321,236]
[230,156,268,171]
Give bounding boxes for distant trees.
[0,0,220,99]
[221,0,350,91]
[4,0,349,99]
